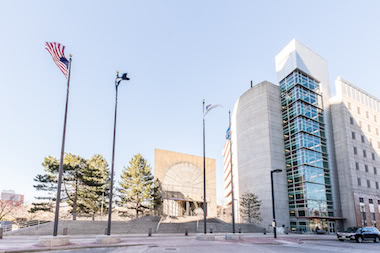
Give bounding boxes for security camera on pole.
[107,71,130,236]
[202,101,221,234]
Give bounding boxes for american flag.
[45,42,69,78]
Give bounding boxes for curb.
[0,243,144,253]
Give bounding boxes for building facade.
[1,190,24,205]
[330,77,380,229]
[224,81,289,229]
[154,149,217,217]
[275,39,342,233]
[225,39,346,233]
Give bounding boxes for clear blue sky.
[1,0,380,204]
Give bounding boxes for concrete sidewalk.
[0,233,337,253]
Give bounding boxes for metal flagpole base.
[196,233,215,241]
[39,236,70,247]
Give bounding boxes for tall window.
[361,135,365,143]
[367,180,371,188]
[372,152,375,160]
[352,132,356,139]
[350,117,354,124]
[366,111,369,118]
[360,199,366,226]
[376,182,379,190]
[369,199,376,226]
[368,125,371,132]
[374,167,377,175]
[356,162,360,170]
[358,178,361,186]
[363,150,367,158]
[354,147,358,155]
[357,107,361,114]
[365,164,368,172]
[374,115,377,122]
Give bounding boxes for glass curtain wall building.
[280,70,334,232]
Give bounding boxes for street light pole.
[106,71,130,236]
[270,169,282,239]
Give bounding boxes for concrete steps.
[5,216,160,236]
[5,216,264,236]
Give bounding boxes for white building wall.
[330,77,380,228]
[230,81,289,229]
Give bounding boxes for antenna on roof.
[251,80,253,88]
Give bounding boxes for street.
[29,237,380,253]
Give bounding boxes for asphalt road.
[44,238,380,253]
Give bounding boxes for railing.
[18,220,50,229]
[0,224,12,232]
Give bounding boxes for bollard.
[104,228,107,235]
[210,228,213,234]
[63,228,68,235]
[238,227,241,234]
[0,227,3,239]
[148,228,152,237]
[185,227,188,236]
[263,228,266,235]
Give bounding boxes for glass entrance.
[328,221,336,234]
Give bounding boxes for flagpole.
[203,99,207,234]
[53,55,72,237]
[228,110,236,233]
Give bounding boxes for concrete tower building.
[275,39,342,232]
[225,39,344,233]
[225,81,289,229]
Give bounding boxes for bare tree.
[240,192,262,223]
[0,198,20,220]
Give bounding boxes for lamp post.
[106,71,130,236]
[270,169,282,239]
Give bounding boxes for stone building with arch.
[154,149,216,217]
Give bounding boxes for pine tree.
[30,154,109,220]
[77,154,110,220]
[118,154,155,218]
[152,179,163,215]
[240,192,262,223]
[63,154,87,220]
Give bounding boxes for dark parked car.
[337,227,380,243]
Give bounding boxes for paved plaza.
[1,234,380,253]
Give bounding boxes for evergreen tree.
[77,154,110,220]
[30,168,57,213]
[63,154,87,220]
[30,153,109,220]
[118,154,155,218]
[152,179,163,215]
[240,192,262,223]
